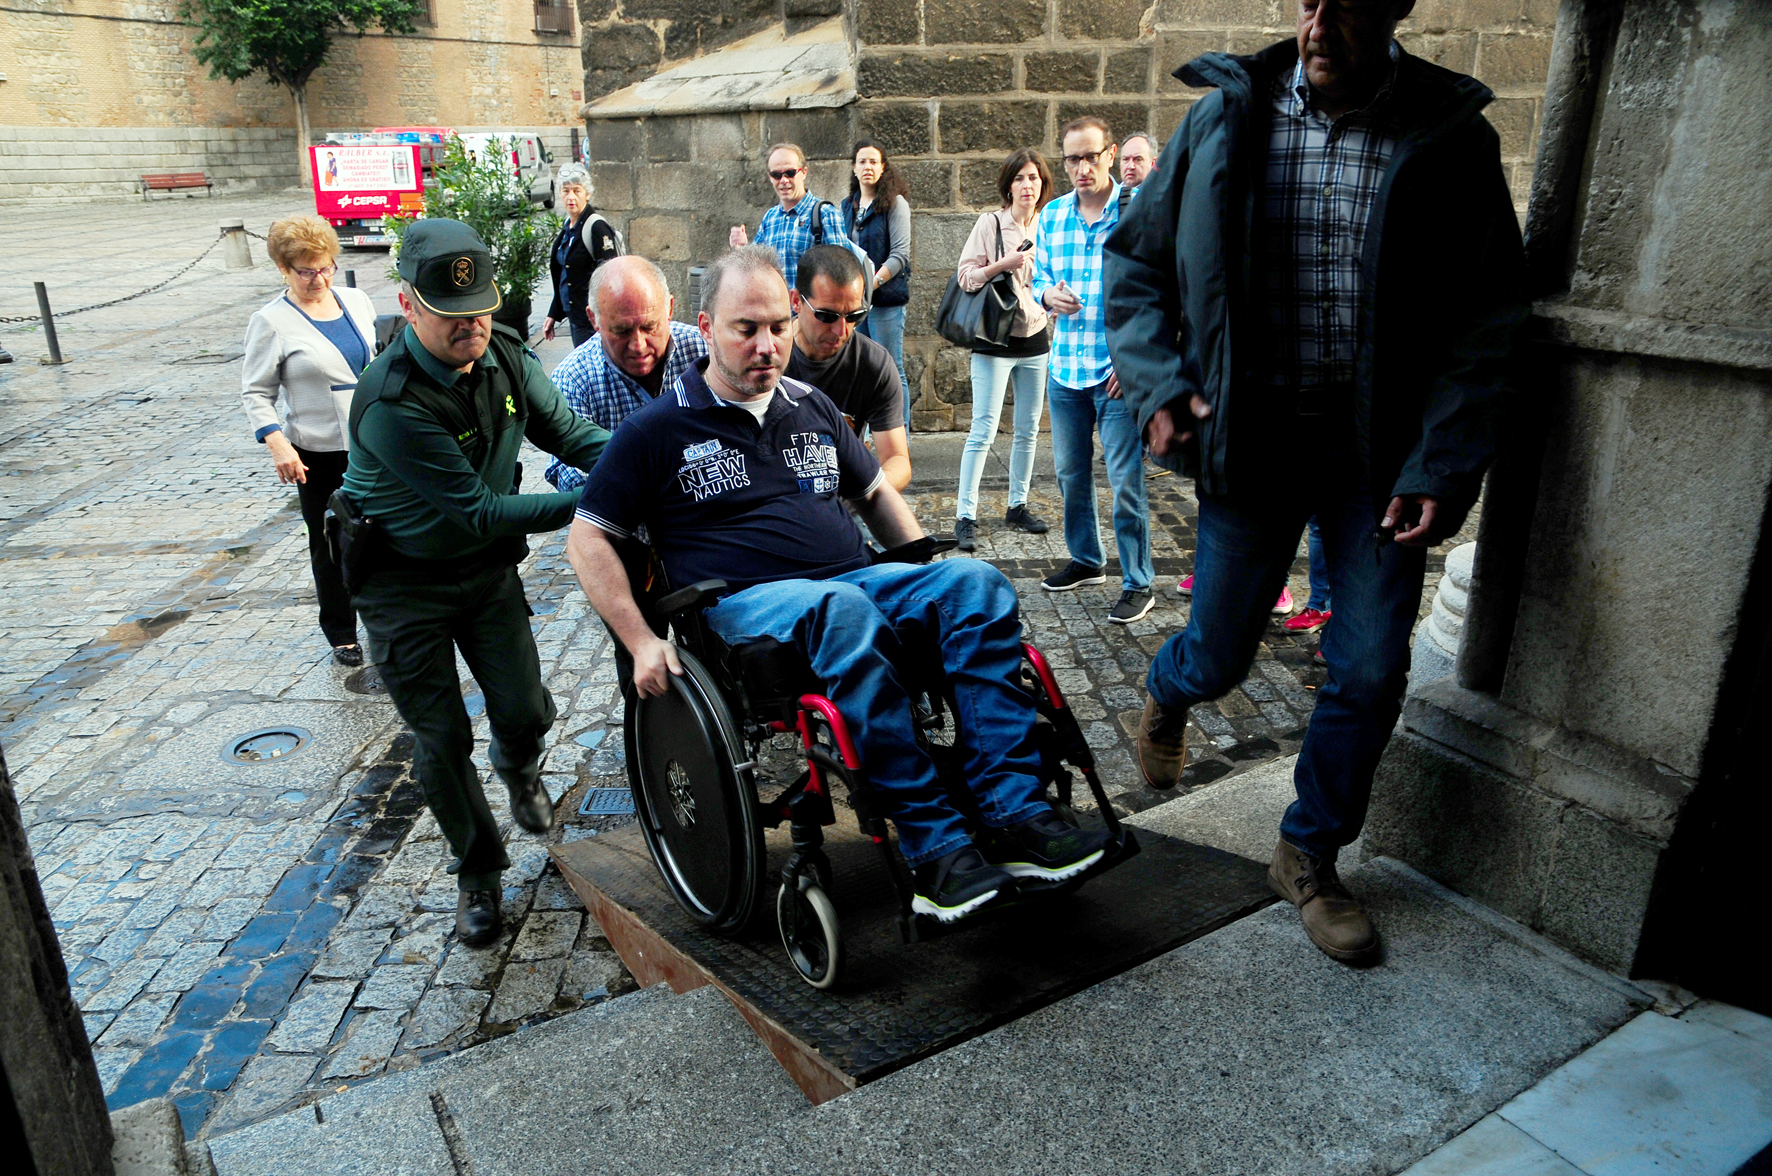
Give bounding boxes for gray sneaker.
[1109,590,1155,624]
[1005,504,1049,534]
[955,517,977,552]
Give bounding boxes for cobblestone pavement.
[0,193,1474,1141]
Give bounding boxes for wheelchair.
[615,536,1139,989]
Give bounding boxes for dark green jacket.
[1105,41,1527,531]
[341,323,609,561]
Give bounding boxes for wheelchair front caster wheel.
[778,878,842,990]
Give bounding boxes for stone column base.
[1366,678,1691,975]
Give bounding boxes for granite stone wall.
[582,0,1556,427]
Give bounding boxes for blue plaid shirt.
[755,195,859,292]
[1031,184,1123,390]
[543,321,708,492]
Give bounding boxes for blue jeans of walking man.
[1047,377,1152,590]
[704,558,1050,866]
[1145,429,1425,862]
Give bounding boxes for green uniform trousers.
[355,560,555,891]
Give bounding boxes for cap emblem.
[452,257,475,288]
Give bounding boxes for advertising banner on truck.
[310,144,424,221]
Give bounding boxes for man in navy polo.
[566,245,1108,924]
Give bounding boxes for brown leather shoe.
[1267,840,1380,964]
[1136,696,1189,790]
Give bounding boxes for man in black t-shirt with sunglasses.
[784,245,911,492]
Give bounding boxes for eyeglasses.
[292,264,337,280]
[807,305,869,325]
[1062,150,1110,170]
[768,168,805,181]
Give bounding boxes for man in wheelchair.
[566,245,1110,923]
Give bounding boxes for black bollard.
[344,269,356,288]
[33,282,64,366]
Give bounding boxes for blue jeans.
[857,304,910,426]
[1047,377,1152,591]
[705,560,1050,866]
[1306,519,1331,611]
[1145,429,1425,862]
[956,351,1048,520]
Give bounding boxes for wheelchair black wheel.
[777,877,842,990]
[625,649,765,935]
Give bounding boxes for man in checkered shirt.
[1106,0,1526,967]
[1031,115,1155,626]
[545,255,707,492]
[728,142,864,295]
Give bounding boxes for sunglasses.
[768,167,805,181]
[807,305,869,324]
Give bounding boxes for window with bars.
[533,0,573,35]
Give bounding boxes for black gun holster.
[325,489,384,595]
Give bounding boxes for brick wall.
[0,0,584,203]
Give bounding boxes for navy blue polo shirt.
[574,359,884,592]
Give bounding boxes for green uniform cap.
[396,218,502,318]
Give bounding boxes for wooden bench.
[139,172,214,200]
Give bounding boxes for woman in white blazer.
[241,215,378,665]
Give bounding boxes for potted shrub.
[384,135,558,337]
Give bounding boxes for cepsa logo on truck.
[312,128,449,248]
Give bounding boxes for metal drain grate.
[223,727,313,765]
[578,787,636,817]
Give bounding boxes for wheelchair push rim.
[625,649,766,935]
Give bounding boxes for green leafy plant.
[181,0,424,187]
[382,136,560,306]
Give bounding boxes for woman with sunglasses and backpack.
[543,163,621,348]
[951,148,1056,552]
[842,140,913,426]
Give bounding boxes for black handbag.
[935,216,1019,349]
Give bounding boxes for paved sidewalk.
[1,193,1470,1141]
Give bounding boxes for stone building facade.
[0,0,585,202]
[580,0,1557,427]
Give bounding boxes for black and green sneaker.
[987,811,1111,881]
[911,845,1014,923]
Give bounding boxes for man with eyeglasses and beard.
[784,245,911,491]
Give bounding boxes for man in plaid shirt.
[545,255,707,492]
[1106,0,1526,966]
[729,142,863,294]
[1032,116,1154,624]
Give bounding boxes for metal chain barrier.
[0,226,236,324]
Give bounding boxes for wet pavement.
[0,192,1472,1140]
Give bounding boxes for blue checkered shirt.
[1031,184,1123,390]
[755,195,859,292]
[543,320,708,492]
[1262,50,1401,389]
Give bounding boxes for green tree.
[180,0,425,187]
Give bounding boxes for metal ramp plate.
[552,814,1274,1104]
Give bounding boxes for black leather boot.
[456,887,503,948]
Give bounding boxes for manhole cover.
[345,666,387,695]
[223,726,313,765]
[578,787,636,817]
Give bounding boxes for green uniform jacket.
[341,323,609,561]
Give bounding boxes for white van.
[457,132,556,206]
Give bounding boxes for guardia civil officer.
[339,219,611,948]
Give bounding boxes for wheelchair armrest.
[872,535,958,565]
[655,579,728,618]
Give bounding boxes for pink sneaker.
[1272,586,1294,615]
[1284,607,1331,633]
[1177,574,1193,596]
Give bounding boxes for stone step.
[203,982,804,1175]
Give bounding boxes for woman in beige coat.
[952,148,1055,552]
[241,215,378,665]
